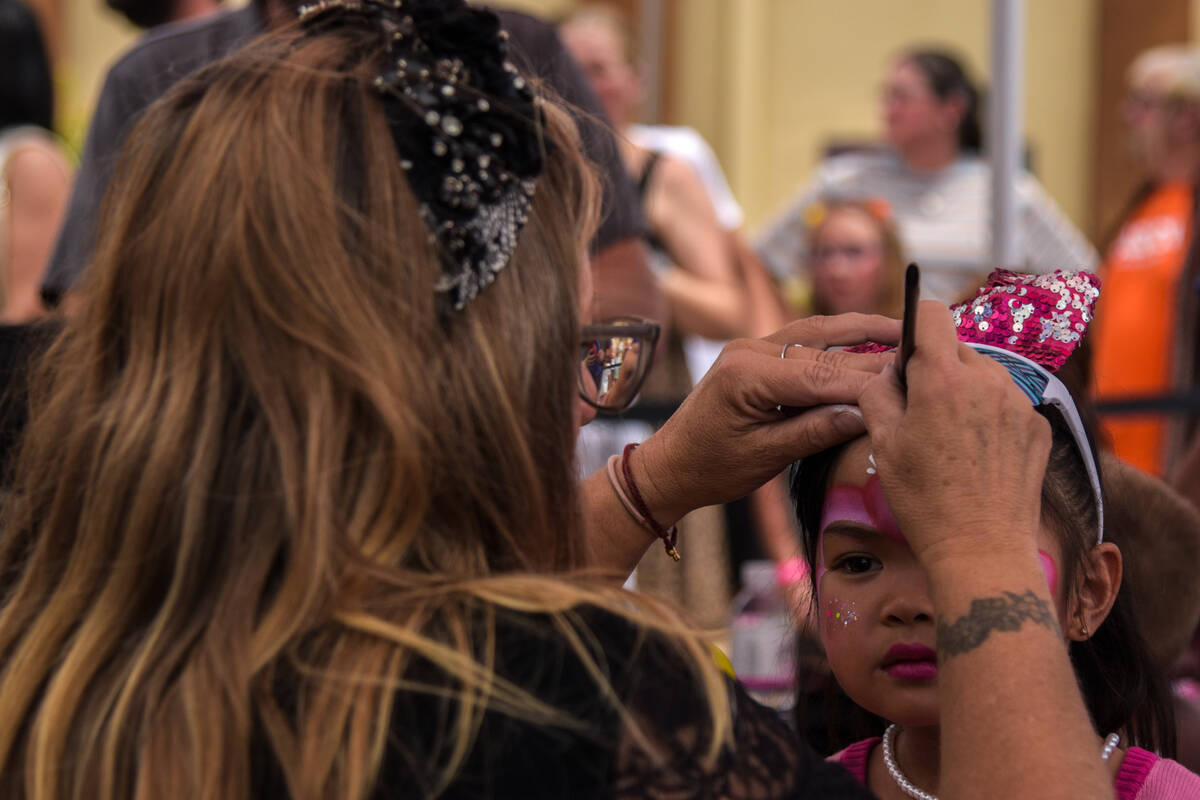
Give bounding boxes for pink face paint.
[860,475,903,542]
[1038,549,1058,596]
[816,475,905,590]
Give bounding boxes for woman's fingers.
[759,403,867,460]
[907,300,962,364]
[716,346,881,412]
[858,365,906,439]
[733,336,893,374]
[761,312,901,349]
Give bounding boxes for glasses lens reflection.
[579,319,658,412]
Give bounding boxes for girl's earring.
[1077,611,1090,640]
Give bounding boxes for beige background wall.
[57,4,136,151]
[55,0,1098,238]
[672,0,1098,236]
[508,0,1098,236]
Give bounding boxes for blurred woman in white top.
[757,48,1098,304]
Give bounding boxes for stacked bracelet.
[605,443,680,561]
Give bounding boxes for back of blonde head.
[0,20,727,800]
[1130,45,1200,100]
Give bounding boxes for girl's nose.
[881,571,935,625]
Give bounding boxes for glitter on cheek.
[1038,549,1058,596]
[823,596,860,631]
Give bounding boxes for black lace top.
[255,606,875,799]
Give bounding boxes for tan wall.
[56,0,1098,240]
[57,4,137,151]
[495,0,576,18]
[501,0,1098,238]
[674,0,1098,238]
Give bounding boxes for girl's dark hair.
[0,0,54,132]
[790,406,1177,756]
[901,48,982,154]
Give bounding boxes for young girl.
[804,198,906,318]
[792,270,1200,799]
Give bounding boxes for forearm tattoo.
[936,590,1060,658]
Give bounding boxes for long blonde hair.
[0,21,728,799]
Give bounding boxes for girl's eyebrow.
[822,522,882,540]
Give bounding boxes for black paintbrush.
[896,263,920,389]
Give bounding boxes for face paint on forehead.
[819,476,905,542]
[815,475,906,590]
[1038,549,1058,596]
[816,486,869,587]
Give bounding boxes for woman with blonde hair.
[0,2,1122,798]
[803,198,906,319]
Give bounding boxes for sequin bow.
[849,269,1101,373]
[298,0,545,310]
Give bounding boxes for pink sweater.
[829,738,1200,799]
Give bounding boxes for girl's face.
[816,436,1070,727]
[810,209,886,315]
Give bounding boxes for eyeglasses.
[579,317,660,413]
[1124,89,1168,111]
[971,343,1104,543]
[812,243,882,265]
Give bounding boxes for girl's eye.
[833,554,881,575]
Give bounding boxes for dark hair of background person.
[900,48,982,154]
[105,0,225,29]
[0,0,54,132]
[790,407,1177,756]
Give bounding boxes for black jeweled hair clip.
[298,0,547,310]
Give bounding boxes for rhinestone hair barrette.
[299,0,546,310]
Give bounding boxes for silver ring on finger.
[777,343,805,413]
[781,342,805,359]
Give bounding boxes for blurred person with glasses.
[795,198,906,319]
[1091,47,1200,484]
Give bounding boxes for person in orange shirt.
[1093,46,1200,477]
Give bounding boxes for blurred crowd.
[4,0,1200,797]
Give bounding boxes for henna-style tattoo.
[936,590,1060,658]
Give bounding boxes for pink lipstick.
[882,643,938,681]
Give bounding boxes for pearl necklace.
[881,724,1122,800]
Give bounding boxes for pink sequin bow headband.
[849,269,1100,369]
[849,269,1105,542]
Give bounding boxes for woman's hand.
[857,301,1051,567]
[631,313,900,525]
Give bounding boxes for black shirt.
[252,606,877,799]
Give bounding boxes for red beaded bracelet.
[608,443,679,561]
